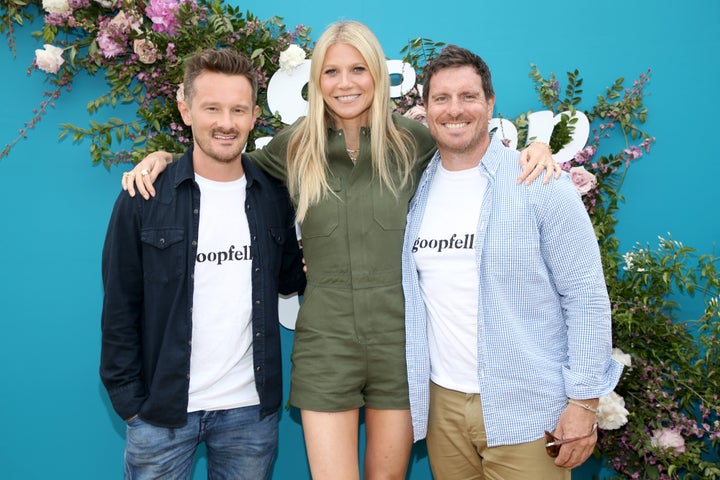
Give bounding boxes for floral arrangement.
[2,2,719,478]
[524,65,720,479]
[0,0,310,164]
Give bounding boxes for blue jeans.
[124,405,278,480]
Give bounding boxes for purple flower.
[97,31,125,58]
[146,0,186,35]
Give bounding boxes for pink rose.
[650,428,686,455]
[35,44,65,74]
[403,105,427,126]
[569,166,597,195]
[133,39,159,64]
[110,10,143,34]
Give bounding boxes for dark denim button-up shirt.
[100,148,305,428]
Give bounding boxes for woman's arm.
[122,151,175,199]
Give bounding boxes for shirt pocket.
[140,227,185,282]
[485,221,539,278]
[300,176,341,238]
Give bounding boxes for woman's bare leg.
[302,408,361,480]
[363,408,413,480]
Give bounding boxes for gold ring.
[140,169,150,176]
[123,171,134,177]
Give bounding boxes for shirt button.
[255,332,261,337]
[255,267,260,272]
[193,209,199,215]
[255,366,261,372]
[159,238,165,245]
[192,240,197,246]
[255,300,261,305]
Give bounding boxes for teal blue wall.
[1,1,718,478]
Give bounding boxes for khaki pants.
[427,382,571,480]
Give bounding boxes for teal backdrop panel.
[0,0,717,478]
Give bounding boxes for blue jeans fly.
[124,405,278,480]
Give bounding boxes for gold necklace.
[346,148,360,162]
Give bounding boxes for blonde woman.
[123,21,557,479]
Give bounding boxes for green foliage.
[522,65,719,480]
[1,0,311,167]
[3,6,719,476]
[399,36,446,86]
[391,37,445,113]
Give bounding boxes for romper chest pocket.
[300,176,342,239]
[140,227,185,282]
[372,181,411,231]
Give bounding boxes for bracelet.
[567,399,598,414]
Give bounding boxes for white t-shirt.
[187,173,259,412]
[413,163,487,394]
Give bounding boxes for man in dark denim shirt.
[100,49,305,480]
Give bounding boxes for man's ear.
[178,100,192,126]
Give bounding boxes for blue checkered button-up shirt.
[402,135,623,446]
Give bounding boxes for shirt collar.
[172,146,257,188]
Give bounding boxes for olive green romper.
[248,114,436,411]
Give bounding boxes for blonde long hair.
[287,21,414,223]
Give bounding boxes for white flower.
[34,44,65,74]
[94,0,117,7]
[279,44,306,73]
[622,252,634,271]
[611,347,632,367]
[176,84,185,102]
[622,249,646,272]
[596,391,629,430]
[42,0,71,14]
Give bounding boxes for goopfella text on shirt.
[411,234,474,253]
[196,244,252,265]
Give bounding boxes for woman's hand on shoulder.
[121,151,173,199]
[517,142,563,185]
